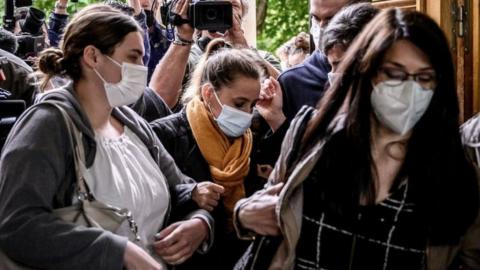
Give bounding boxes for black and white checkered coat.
[235,106,480,270]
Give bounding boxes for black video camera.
[162,0,233,32]
[3,0,33,31]
[2,1,47,62]
[16,7,46,61]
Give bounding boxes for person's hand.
[238,182,284,236]
[256,77,286,132]
[192,182,225,212]
[127,0,142,16]
[173,0,194,41]
[225,12,248,48]
[54,0,69,15]
[123,241,164,270]
[154,218,209,265]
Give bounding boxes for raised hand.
[127,0,142,16]
[256,77,286,132]
[173,0,194,41]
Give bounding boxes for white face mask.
[209,89,252,138]
[327,72,341,85]
[310,20,326,51]
[371,80,433,135]
[94,55,147,107]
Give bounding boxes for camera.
[16,34,46,60]
[162,0,233,32]
[189,1,232,32]
[2,1,46,62]
[15,7,46,61]
[19,7,45,36]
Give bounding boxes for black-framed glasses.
[378,66,437,89]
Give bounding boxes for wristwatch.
[55,1,68,9]
[173,33,194,46]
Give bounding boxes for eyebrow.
[234,97,259,104]
[384,60,434,71]
[130,49,144,57]
[233,97,250,102]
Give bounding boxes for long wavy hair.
[300,8,478,245]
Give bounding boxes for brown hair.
[36,4,142,90]
[182,38,262,103]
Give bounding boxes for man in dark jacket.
[281,0,372,121]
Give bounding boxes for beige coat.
[235,108,480,270]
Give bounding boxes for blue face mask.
[211,90,253,138]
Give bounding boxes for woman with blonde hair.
[151,38,285,268]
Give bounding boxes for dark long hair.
[301,8,478,245]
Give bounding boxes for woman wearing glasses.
[234,8,480,270]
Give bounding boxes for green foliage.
[257,0,309,54]
[33,0,101,15]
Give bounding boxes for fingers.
[163,246,191,265]
[193,182,224,211]
[154,232,180,255]
[155,237,187,257]
[155,222,180,247]
[207,182,225,194]
[232,12,242,29]
[172,0,185,14]
[265,182,284,196]
[256,224,280,236]
[269,76,282,94]
[199,197,219,212]
[179,0,189,18]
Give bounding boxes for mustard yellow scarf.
[186,97,252,227]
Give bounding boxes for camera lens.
[21,7,46,35]
[206,8,218,21]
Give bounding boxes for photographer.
[48,0,152,66]
[149,0,281,112]
[48,0,69,47]
[145,0,173,81]
[39,4,172,122]
[0,48,37,107]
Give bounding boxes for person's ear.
[83,45,100,69]
[200,83,214,102]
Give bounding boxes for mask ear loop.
[93,68,108,84]
[202,84,219,118]
[211,87,223,107]
[105,55,122,68]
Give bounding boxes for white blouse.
[82,126,170,265]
